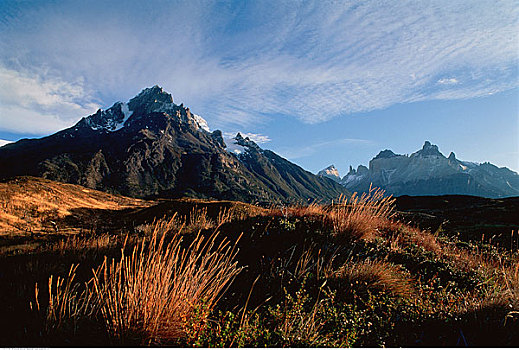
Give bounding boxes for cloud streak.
[0,0,517,135]
[277,138,373,160]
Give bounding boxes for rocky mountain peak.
[129,85,173,108]
[415,141,444,158]
[234,133,260,150]
[448,152,456,161]
[78,86,211,134]
[127,85,176,115]
[318,165,341,181]
[0,85,348,204]
[338,141,519,198]
[80,101,133,132]
[224,133,261,156]
[374,149,398,160]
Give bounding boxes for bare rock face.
[339,141,519,198]
[0,86,347,204]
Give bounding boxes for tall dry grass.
[333,260,414,298]
[135,206,242,237]
[270,187,396,243]
[35,218,243,345]
[33,264,96,335]
[328,187,395,241]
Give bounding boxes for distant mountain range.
[0,86,347,204]
[319,141,519,198]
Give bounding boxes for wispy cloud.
[437,78,459,85]
[278,138,373,160]
[0,66,99,134]
[0,0,517,134]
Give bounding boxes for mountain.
[320,141,519,198]
[317,165,341,182]
[0,86,347,204]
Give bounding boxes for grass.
[332,259,414,298]
[32,218,243,345]
[0,176,149,235]
[0,177,518,346]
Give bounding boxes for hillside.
[0,176,150,235]
[0,179,517,346]
[0,176,264,250]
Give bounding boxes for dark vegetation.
[0,177,518,347]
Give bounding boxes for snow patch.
[223,134,249,156]
[114,102,133,131]
[193,114,210,132]
[0,139,12,147]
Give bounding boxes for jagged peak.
[223,132,262,156]
[210,130,226,148]
[357,165,369,174]
[374,149,398,159]
[128,85,174,110]
[318,164,341,181]
[81,101,133,132]
[318,164,339,175]
[78,86,211,134]
[323,164,338,171]
[448,152,456,160]
[234,133,260,150]
[414,141,444,158]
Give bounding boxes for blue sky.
[0,0,518,173]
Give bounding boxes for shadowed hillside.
[0,177,517,346]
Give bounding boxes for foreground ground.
[0,177,518,346]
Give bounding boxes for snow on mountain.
[85,102,133,131]
[193,114,210,132]
[317,165,341,182]
[223,133,261,156]
[117,102,134,131]
[0,139,12,147]
[0,85,348,204]
[81,85,211,135]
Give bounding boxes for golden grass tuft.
[328,187,395,241]
[272,202,327,219]
[333,260,414,298]
[36,218,243,345]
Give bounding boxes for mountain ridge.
[319,141,519,198]
[0,86,348,204]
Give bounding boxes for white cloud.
[437,78,459,85]
[0,139,12,147]
[0,0,517,131]
[278,138,373,160]
[0,66,100,134]
[223,132,271,144]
